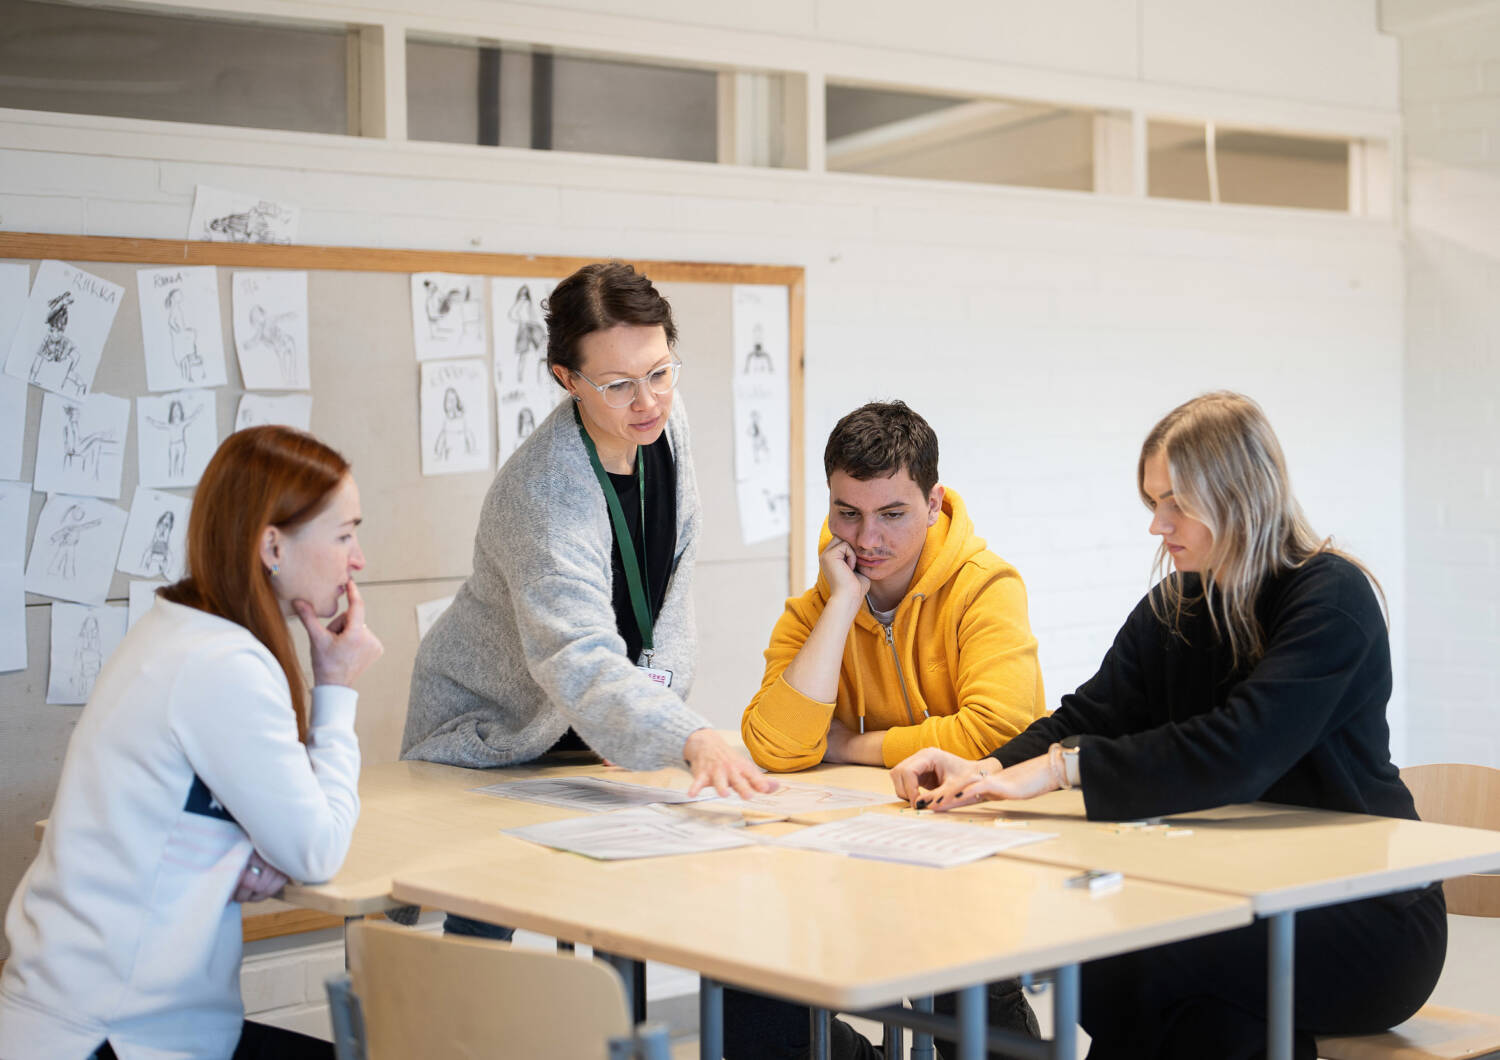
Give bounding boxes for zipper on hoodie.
[881,620,923,727]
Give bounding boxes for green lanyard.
[574,405,654,654]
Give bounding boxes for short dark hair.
[545,262,676,387]
[824,401,939,495]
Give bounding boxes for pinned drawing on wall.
[419,359,490,476]
[411,273,486,360]
[235,392,312,433]
[232,271,310,390]
[0,479,29,561]
[415,595,456,639]
[0,375,25,482]
[33,391,130,500]
[47,602,128,704]
[117,487,191,581]
[730,285,791,545]
[2,260,123,398]
[24,494,128,605]
[491,278,555,389]
[137,266,228,390]
[138,390,217,488]
[0,480,27,674]
[188,185,299,245]
[127,579,165,629]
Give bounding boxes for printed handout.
[47,602,127,704]
[232,271,310,390]
[3,260,123,399]
[702,782,897,817]
[33,391,130,500]
[137,266,228,391]
[24,494,128,605]
[505,805,755,861]
[471,776,712,813]
[774,812,1054,869]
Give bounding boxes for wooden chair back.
[1402,763,1500,918]
[345,920,632,1059]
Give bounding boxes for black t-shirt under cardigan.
[994,552,1417,823]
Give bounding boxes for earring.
[268,564,279,576]
[572,394,582,403]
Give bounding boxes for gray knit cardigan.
[401,396,711,770]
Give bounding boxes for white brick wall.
[1390,1,1500,767]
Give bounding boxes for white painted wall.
[1385,0,1500,767]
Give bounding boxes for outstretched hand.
[293,579,384,688]
[683,729,780,799]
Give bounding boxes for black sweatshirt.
[993,552,1418,823]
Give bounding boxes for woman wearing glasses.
[403,263,773,860]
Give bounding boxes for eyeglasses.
[572,360,683,409]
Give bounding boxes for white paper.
[0,374,27,482]
[0,562,24,673]
[773,812,1055,868]
[471,776,712,813]
[137,390,217,488]
[3,260,124,398]
[235,392,313,433]
[420,358,490,476]
[117,487,191,580]
[137,266,228,391]
[505,805,754,860]
[411,273,486,361]
[0,479,30,560]
[415,594,455,639]
[33,391,130,500]
[491,277,564,468]
[24,494,128,605]
[702,782,898,816]
[731,286,791,545]
[189,185,299,245]
[127,579,165,629]
[47,602,127,704]
[0,263,29,349]
[232,271,310,390]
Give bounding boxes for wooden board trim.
[242,907,346,943]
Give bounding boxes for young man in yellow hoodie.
[728,401,1045,1060]
[741,399,1045,773]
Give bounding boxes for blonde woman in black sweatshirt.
[891,391,1445,1060]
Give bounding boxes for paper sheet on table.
[137,266,228,391]
[137,390,217,488]
[471,776,713,813]
[414,594,454,639]
[701,782,898,816]
[34,391,130,500]
[235,392,312,433]
[232,271,310,390]
[24,494,128,605]
[47,602,127,704]
[189,186,298,245]
[127,579,165,629]
[773,812,1055,868]
[3,260,123,399]
[505,805,755,860]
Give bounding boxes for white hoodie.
[0,598,360,1060]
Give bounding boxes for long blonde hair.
[1139,391,1380,668]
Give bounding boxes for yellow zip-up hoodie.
[741,488,1045,772]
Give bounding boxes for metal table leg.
[1267,911,1294,1060]
[911,994,936,1060]
[811,1007,831,1060]
[955,983,987,1060]
[699,976,723,1060]
[1052,964,1078,1060]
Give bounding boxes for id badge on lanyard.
[638,649,673,688]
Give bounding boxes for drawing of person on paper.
[139,510,175,577]
[516,406,536,442]
[31,291,84,394]
[243,304,299,385]
[748,410,770,465]
[434,387,477,461]
[164,288,205,384]
[422,280,482,341]
[47,505,102,581]
[506,284,547,380]
[62,404,116,480]
[743,323,774,374]
[207,201,289,244]
[146,399,203,480]
[73,613,103,698]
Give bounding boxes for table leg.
[699,977,723,1060]
[883,1016,905,1059]
[811,1007,831,1060]
[911,994,936,1060]
[1052,964,1078,1060]
[599,951,636,1015]
[955,983,986,1060]
[633,960,647,1024]
[1267,911,1294,1060]
[342,914,364,971]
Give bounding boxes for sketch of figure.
[31,291,84,394]
[762,489,790,519]
[423,280,482,341]
[507,285,547,380]
[243,304,300,385]
[73,614,103,697]
[434,387,477,461]
[208,201,290,243]
[748,410,770,464]
[139,510,175,577]
[743,324,774,374]
[61,403,117,480]
[47,505,102,580]
[146,399,204,479]
[164,288,205,383]
[516,407,536,442]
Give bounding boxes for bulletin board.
[0,232,805,955]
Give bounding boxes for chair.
[1318,764,1500,1060]
[325,919,671,1059]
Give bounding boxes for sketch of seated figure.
[507,285,547,380]
[146,399,203,480]
[61,404,116,480]
[423,280,482,341]
[243,304,300,385]
[47,505,103,581]
[164,288,205,383]
[434,387,477,461]
[31,291,83,394]
[73,614,103,698]
[140,511,175,577]
[743,324,774,374]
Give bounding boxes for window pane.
[407,41,720,164]
[1150,120,1350,211]
[826,83,1097,191]
[0,0,349,134]
[1147,120,1211,202]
